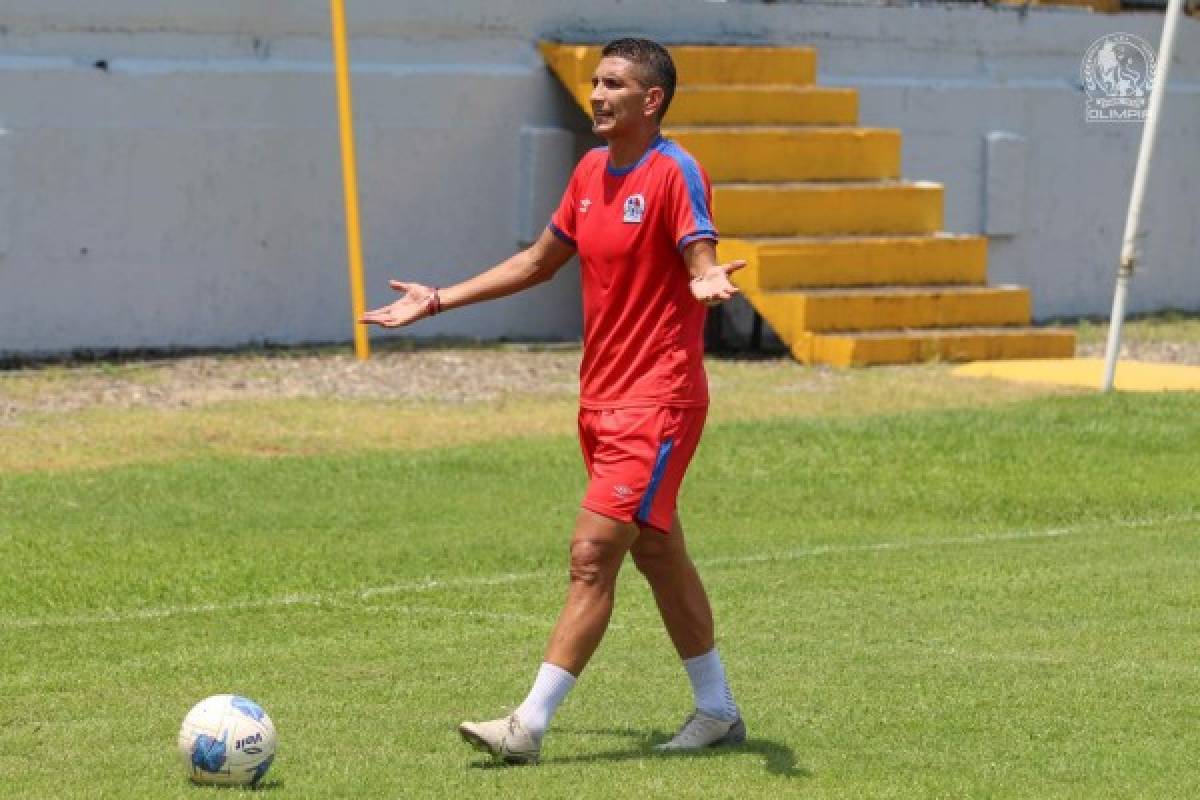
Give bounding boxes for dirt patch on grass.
[7,317,1199,473]
[1073,316,1200,364]
[0,343,1082,473]
[1074,341,1200,365]
[5,317,1198,425]
[0,347,582,424]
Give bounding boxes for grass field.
[1,353,1199,798]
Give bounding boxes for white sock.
[684,647,738,721]
[514,662,576,738]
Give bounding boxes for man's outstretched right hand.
[359,280,440,328]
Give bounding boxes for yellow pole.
[330,0,370,360]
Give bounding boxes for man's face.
[589,56,661,139]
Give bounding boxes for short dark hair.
[601,37,676,121]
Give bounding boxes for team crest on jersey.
[579,198,592,214]
[622,194,645,224]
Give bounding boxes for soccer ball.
[177,694,277,787]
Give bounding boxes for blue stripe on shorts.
[636,438,675,523]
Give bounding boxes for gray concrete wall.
[0,1,1197,354]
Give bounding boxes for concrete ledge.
[953,358,1200,391]
[664,127,901,182]
[803,327,1075,366]
[722,234,987,290]
[715,182,944,237]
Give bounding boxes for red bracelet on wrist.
[427,288,442,316]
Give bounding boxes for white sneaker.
[655,710,746,751]
[458,714,541,765]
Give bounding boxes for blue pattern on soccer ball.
[231,696,266,722]
[250,753,275,786]
[191,733,227,772]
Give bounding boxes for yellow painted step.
[748,285,1031,336]
[672,46,818,85]
[720,234,987,290]
[539,43,818,95]
[668,86,858,125]
[715,182,944,237]
[666,127,900,182]
[794,327,1078,367]
[954,358,1200,392]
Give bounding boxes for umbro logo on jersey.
[622,194,645,224]
[579,198,592,214]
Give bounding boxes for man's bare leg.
[544,508,640,674]
[513,509,639,738]
[459,509,639,763]
[631,513,742,748]
[629,512,714,659]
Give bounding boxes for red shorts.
[577,405,707,534]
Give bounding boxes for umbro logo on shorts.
[612,484,634,499]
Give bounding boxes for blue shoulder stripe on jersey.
[655,138,718,250]
[548,222,576,248]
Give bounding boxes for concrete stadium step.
[720,234,987,289]
[539,43,818,97]
[749,285,1032,335]
[786,327,1079,367]
[664,127,901,182]
[715,181,944,237]
[667,86,859,125]
[670,46,818,86]
[538,40,1072,368]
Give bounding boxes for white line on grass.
[357,571,543,599]
[360,602,641,632]
[696,526,1081,568]
[3,513,1195,631]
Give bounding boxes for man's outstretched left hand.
[689,260,745,307]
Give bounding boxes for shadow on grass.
[185,778,285,791]
[468,725,810,779]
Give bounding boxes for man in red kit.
[361,38,745,765]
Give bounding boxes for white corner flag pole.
[1102,0,1185,391]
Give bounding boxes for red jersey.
[549,135,717,409]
